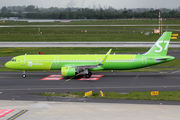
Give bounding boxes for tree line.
[0,5,180,19]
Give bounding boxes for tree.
[1,6,7,13]
[25,5,38,12]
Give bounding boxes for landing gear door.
[142,56,147,65]
[21,56,26,65]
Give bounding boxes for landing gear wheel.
[85,72,92,78]
[89,72,92,76]
[22,74,26,78]
[85,74,90,78]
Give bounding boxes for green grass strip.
[0,26,180,42]
[38,91,180,101]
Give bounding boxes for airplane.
[5,32,175,78]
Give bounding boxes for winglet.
[99,49,112,65]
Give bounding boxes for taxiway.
[0,71,180,105]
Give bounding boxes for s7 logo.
[155,41,169,52]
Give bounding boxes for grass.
[0,26,180,42]
[0,63,5,65]
[37,91,180,101]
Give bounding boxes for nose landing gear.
[22,70,26,78]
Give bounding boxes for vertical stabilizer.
[144,32,172,56]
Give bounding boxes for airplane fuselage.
[6,54,174,71]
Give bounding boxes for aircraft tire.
[85,74,90,78]
[89,72,92,76]
[22,74,26,78]
[85,72,92,78]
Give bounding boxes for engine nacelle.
[61,67,76,77]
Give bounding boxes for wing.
[69,49,112,71]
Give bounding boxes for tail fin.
[144,32,172,56]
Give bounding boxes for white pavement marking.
[171,70,180,74]
[160,70,180,74]
[0,92,2,94]
[132,74,139,82]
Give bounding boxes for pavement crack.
[57,111,68,120]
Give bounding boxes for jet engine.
[61,67,76,77]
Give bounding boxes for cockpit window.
[11,59,16,62]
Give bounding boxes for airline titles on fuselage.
[28,62,43,67]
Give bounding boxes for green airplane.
[5,32,175,78]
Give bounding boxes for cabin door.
[54,56,59,65]
[21,57,26,65]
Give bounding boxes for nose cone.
[5,62,11,69]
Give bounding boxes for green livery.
[5,32,175,78]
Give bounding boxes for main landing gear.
[85,72,92,78]
[22,70,26,78]
[84,69,92,78]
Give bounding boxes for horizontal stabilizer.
[154,57,174,62]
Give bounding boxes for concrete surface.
[0,100,180,120]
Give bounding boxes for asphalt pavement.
[1,66,180,119]
[0,71,180,104]
[0,42,180,47]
